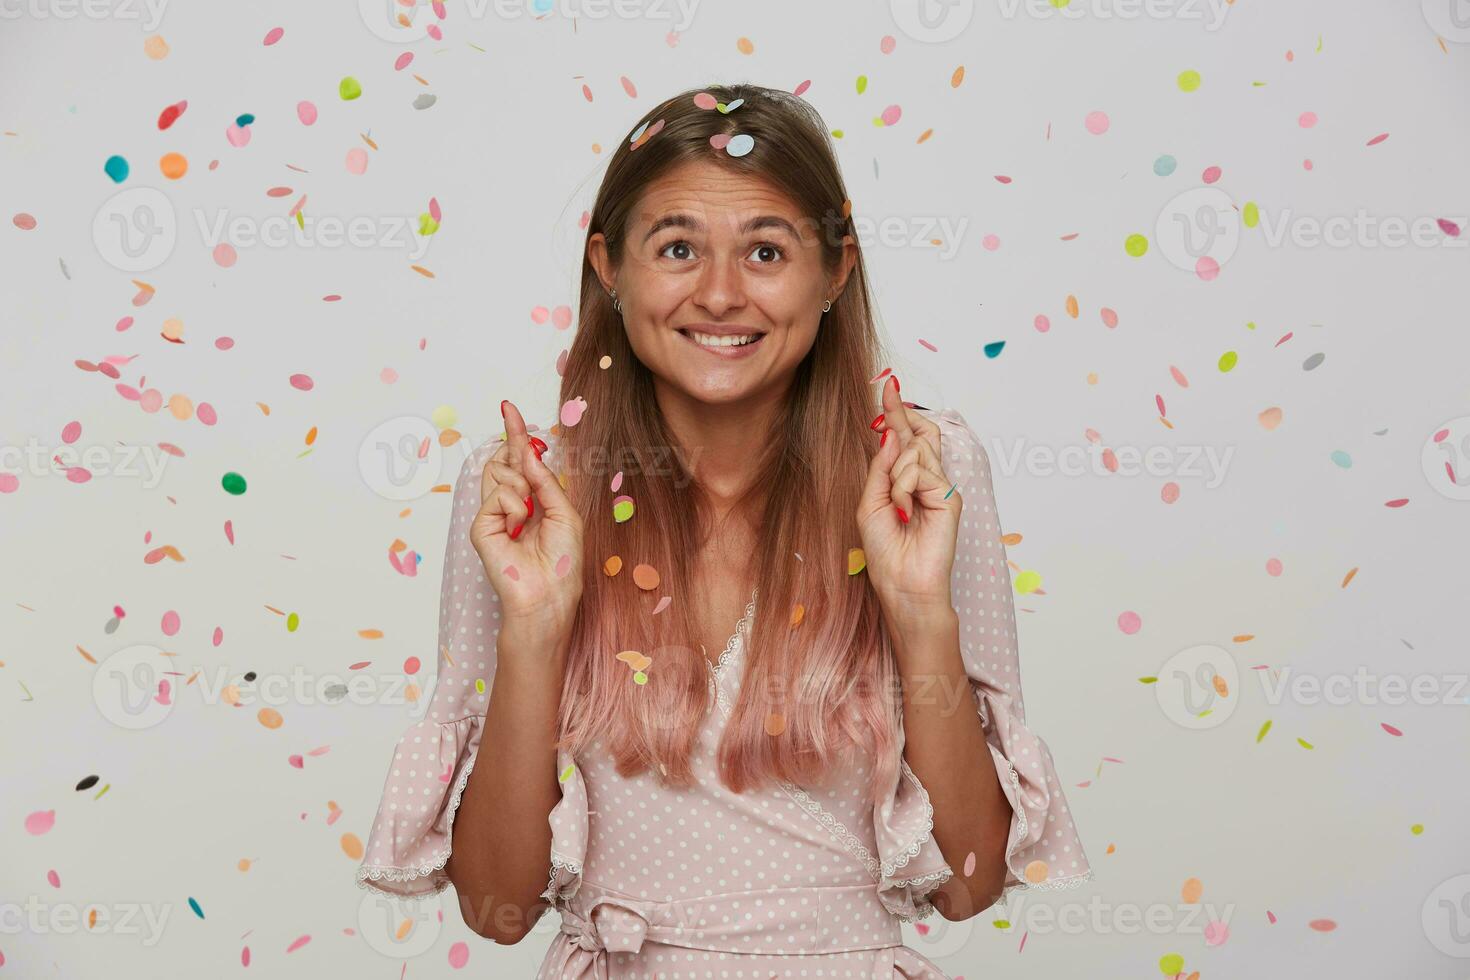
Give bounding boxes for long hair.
[552,82,901,802]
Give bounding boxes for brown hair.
[553,82,901,801]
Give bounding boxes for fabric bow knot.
[563,896,655,956]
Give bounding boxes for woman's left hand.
[856,374,962,624]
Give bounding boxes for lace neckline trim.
[709,586,758,679]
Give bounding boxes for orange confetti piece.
[76,645,98,665]
[340,832,364,860]
[764,712,787,736]
[1341,567,1359,588]
[789,603,805,628]
[304,426,317,446]
[604,555,623,576]
[257,708,284,729]
[1232,634,1255,643]
[357,629,383,639]
[410,265,435,278]
[951,65,965,87]
[1065,294,1079,318]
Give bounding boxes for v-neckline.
[708,586,758,679]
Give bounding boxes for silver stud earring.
[610,288,622,313]
[821,299,832,313]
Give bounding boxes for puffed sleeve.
[873,407,1093,919]
[353,431,509,898]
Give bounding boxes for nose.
[689,253,747,319]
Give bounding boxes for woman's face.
[589,159,855,406]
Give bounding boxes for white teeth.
[688,331,759,348]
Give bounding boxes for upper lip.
[678,324,766,337]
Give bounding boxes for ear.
[587,232,617,293]
[827,233,858,301]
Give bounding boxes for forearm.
[446,623,568,942]
[887,606,1013,920]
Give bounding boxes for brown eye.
[749,243,784,264]
[660,241,694,260]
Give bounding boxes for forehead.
[631,159,805,229]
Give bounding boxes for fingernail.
[880,429,890,447]
[869,412,885,430]
[529,436,548,459]
[890,375,900,393]
[895,505,909,524]
[500,400,508,418]
[509,522,524,540]
[525,495,534,519]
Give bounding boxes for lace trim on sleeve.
[355,749,479,893]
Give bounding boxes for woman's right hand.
[471,399,585,638]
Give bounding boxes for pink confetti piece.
[560,396,587,427]
[46,870,60,888]
[994,175,1012,184]
[1299,111,1318,128]
[1384,498,1409,508]
[288,754,304,768]
[289,373,314,391]
[213,243,237,268]
[448,942,470,969]
[12,213,37,230]
[0,474,18,494]
[1267,910,1277,924]
[1202,165,1222,183]
[1117,610,1142,634]
[918,338,937,352]
[1308,919,1336,932]
[652,595,671,615]
[394,52,414,71]
[224,520,235,545]
[1084,110,1110,135]
[880,104,902,126]
[345,147,369,175]
[296,101,317,126]
[263,26,283,45]
[429,197,442,223]
[1381,722,1403,736]
[709,133,732,150]
[1438,218,1461,237]
[161,609,180,635]
[1196,256,1221,280]
[226,124,251,148]
[1034,315,1050,333]
[285,935,311,953]
[65,466,92,483]
[982,234,1000,251]
[61,421,81,444]
[25,810,56,835]
[1100,307,1118,328]
[197,402,217,425]
[116,315,134,331]
[963,851,976,876]
[241,947,250,967]
[212,627,224,646]
[1366,133,1389,146]
[1018,931,1028,953]
[155,679,171,705]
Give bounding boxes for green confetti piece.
[1297,737,1314,749]
[1256,719,1273,743]
[418,214,439,236]
[1124,233,1149,257]
[856,75,868,95]
[286,612,300,632]
[1411,823,1424,835]
[1177,69,1201,92]
[339,76,362,101]
[1138,676,1159,684]
[1159,953,1184,976]
[221,472,247,495]
[633,670,648,685]
[474,678,486,694]
[1243,201,1259,228]
[612,499,635,523]
[558,764,576,783]
[1218,351,1238,372]
[993,919,1011,928]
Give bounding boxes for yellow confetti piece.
[1232,634,1254,643]
[847,547,866,575]
[1412,823,1424,835]
[615,649,652,672]
[395,918,413,941]
[1013,569,1041,594]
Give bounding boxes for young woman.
[356,83,1091,978]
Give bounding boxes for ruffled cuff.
[356,714,483,898]
[873,759,954,922]
[540,743,589,907]
[979,686,1093,900]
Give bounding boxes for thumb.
[520,441,577,525]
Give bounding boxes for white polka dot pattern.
[354,408,1093,976]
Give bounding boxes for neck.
[652,377,788,516]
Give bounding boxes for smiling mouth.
[677,328,767,350]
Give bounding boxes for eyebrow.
[641,212,801,244]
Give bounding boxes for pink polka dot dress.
[356,407,1093,977]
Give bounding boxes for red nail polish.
[525,495,534,519]
[869,412,885,430]
[500,400,508,418]
[891,375,900,393]
[529,436,547,459]
[895,505,909,524]
[880,429,890,447]
[509,522,524,540]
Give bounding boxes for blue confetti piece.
[983,341,1006,359]
[188,897,204,919]
[235,113,255,127]
[103,155,129,183]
